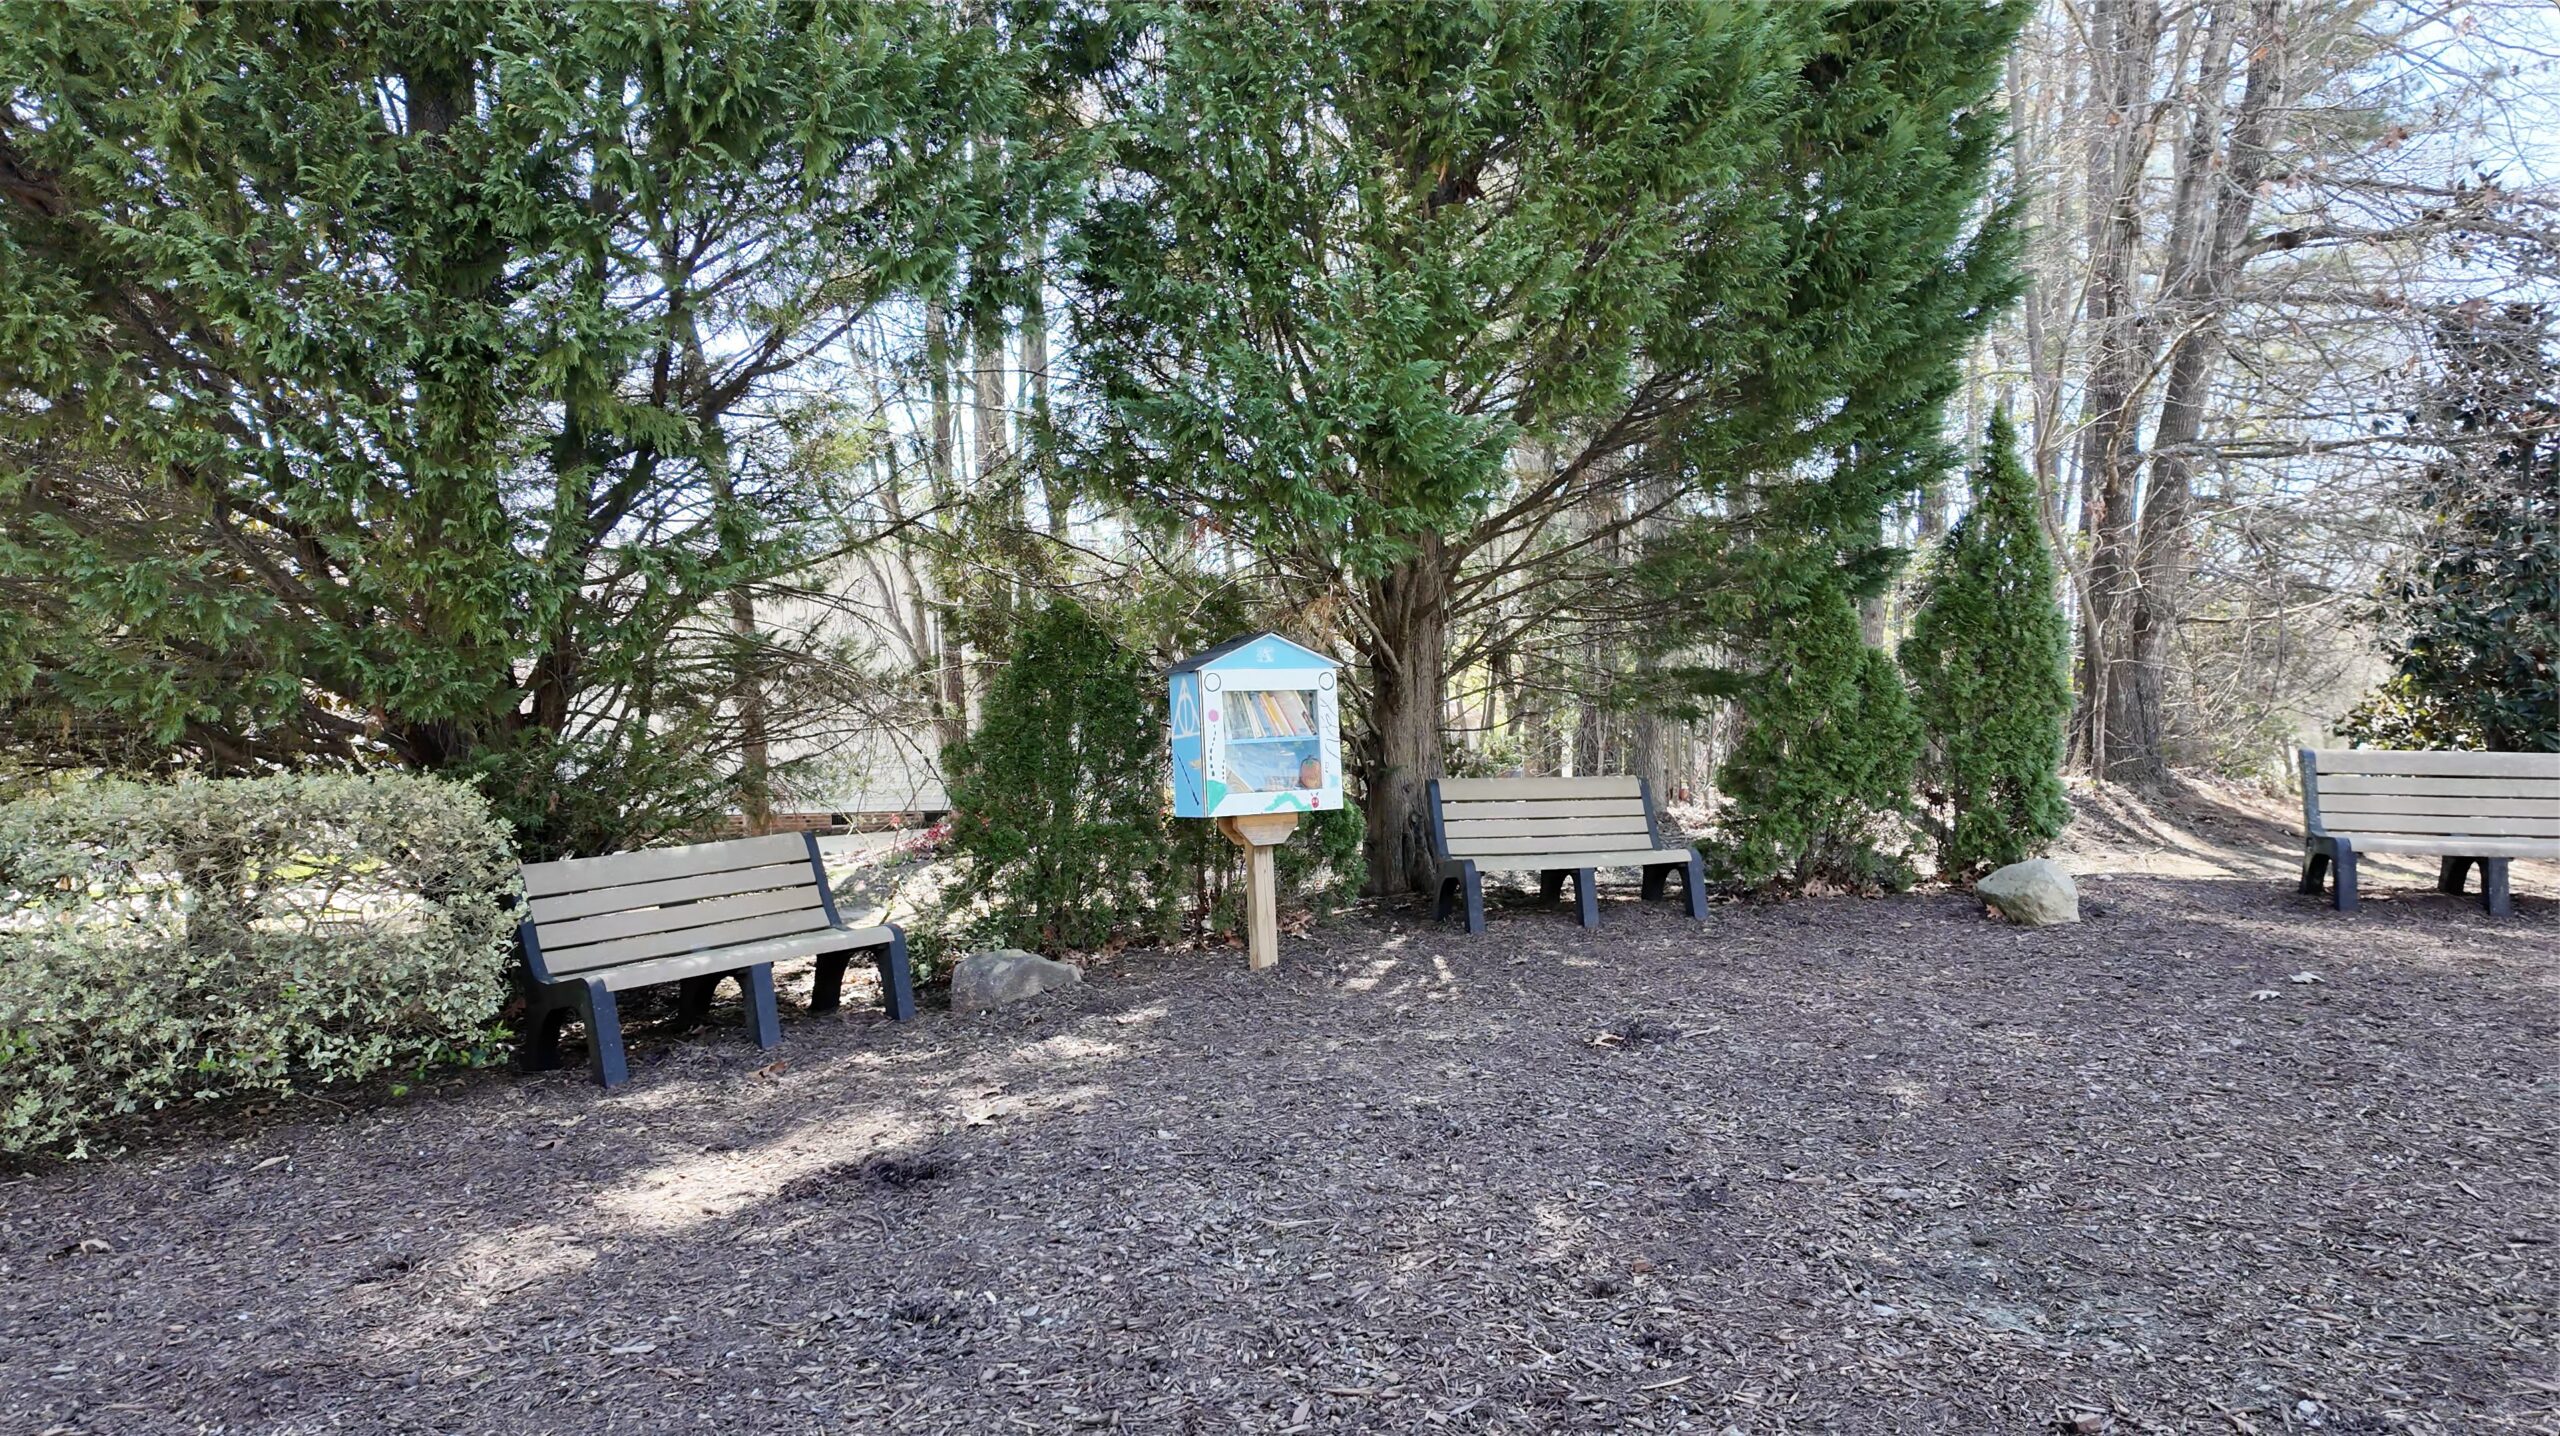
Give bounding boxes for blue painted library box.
[1168,632,1343,820]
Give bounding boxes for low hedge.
[0,774,518,1155]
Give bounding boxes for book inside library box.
[1221,688,1322,792]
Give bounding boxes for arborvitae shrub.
[1714,580,1921,891]
[934,599,1178,957]
[1902,413,2072,877]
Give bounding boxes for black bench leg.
[1640,864,1669,901]
[811,951,850,1014]
[1432,871,1457,923]
[1461,861,1486,935]
[1539,870,1565,904]
[1682,853,1707,919]
[2482,858,2512,917]
[740,965,781,1050]
[2331,841,2358,913]
[877,929,917,1021]
[518,994,573,1073]
[576,979,629,1089]
[2439,856,2474,895]
[2299,849,2329,896]
[674,975,718,1030]
[1572,868,1599,929]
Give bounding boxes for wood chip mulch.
[3,869,2554,1435]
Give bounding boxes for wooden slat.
[1448,832,1681,857]
[1442,815,1653,840]
[1465,848,1689,872]
[542,909,832,974]
[520,833,810,900]
[1438,798,1647,821]
[527,863,815,925]
[537,887,825,952]
[1436,776,1642,801]
[2321,794,2557,820]
[588,924,896,992]
[2310,750,2560,780]
[2330,814,2560,838]
[2318,774,2560,800]
[2334,833,2560,858]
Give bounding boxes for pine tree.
[1069,1,2023,894]
[1903,412,2072,877]
[1715,580,1922,892]
[937,599,1176,954]
[0,3,1034,853]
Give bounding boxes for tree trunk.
[925,298,969,757]
[1358,541,1449,896]
[2071,0,2164,781]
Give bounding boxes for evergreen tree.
[2343,302,2558,751]
[0,2,1030,853]
[1714,580,1921,892]
[1902,412,2072,877]
[1068,1,2023,894]
[937,599,1176,954]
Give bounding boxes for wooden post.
[1217,812,1300,971]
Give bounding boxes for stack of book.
[1222,688,1315,740]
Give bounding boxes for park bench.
[2297,748,2560,916]
[516,832,914,1087]
[1424,776,1706,933]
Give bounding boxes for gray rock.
[949,948,1084,1011]
[1976,858,2079,926]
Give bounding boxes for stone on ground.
[950,948,1084,1011]
[1977,858,2079,925]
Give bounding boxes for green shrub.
[934,599,1179,956]
[0,774,516,1156]
[1713,580,1921,892]
[1902,413,2073,877]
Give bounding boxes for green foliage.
[2356,303,2559,751]
[1903,413,2072,877]
[1714,582,1921,892]
[0,2,1023,855]
[1066,1,2024,891]
[2337,673,2487,750]
[0,775,516,1156]
[935,599,1177,955]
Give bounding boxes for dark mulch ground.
[4,860,2556,1434]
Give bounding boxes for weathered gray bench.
[1424,776,1705,933]
[517,832,913,1087]
[2298,748,2559,916]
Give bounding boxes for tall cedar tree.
[1903,413,2072,876]
[1069,1,2022,893]
[2345,302,2558,752]
[1714,580,1921,892]
[0,2,1031,854]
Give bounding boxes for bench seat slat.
[2324,833,2559,858]
[542,908,834,975]
[2320,794,2558,818]
[1436,776,1641,801]
[2327,815,2559,839]
[2309,750,2560,780]
[1438,798,1650,821]
[527,862,816,925]
[1441,815,1654,840]
[2316,774,2560,800]
[536,886,825,952]
[521,832,811,899]
[1465,847,1693,872]
[580,923,897,993]
[1447,831,1679,857]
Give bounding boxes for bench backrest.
[1426,776,1665,862]
[519,832,839,979]
[2300,749,2560,843]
